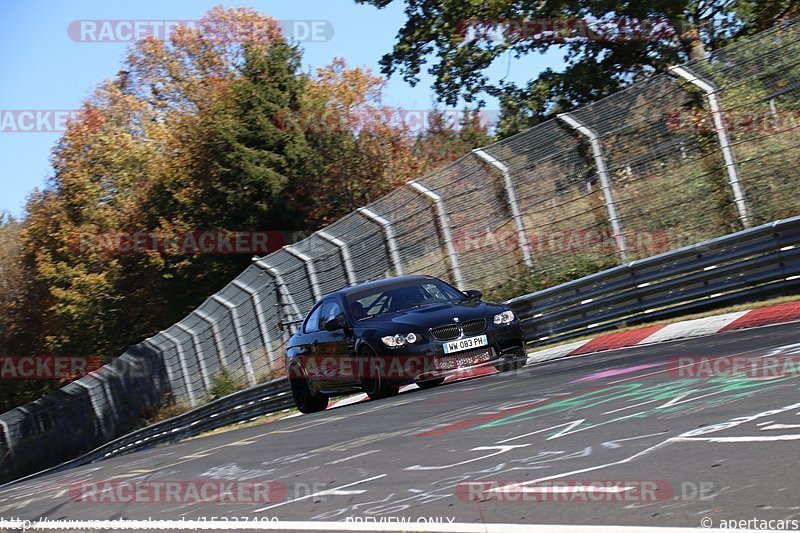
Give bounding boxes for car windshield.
[347,279,466,320]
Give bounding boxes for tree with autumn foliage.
[4,7,488,412]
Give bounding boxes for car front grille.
[430,318,487,341]
[435,347,493,370]
[462,319,487,336]
[431,324,460,341]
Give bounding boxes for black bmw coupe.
[285,275,527,413]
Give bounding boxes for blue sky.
[0,0,563,218]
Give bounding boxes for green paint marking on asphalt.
[470,376,794,433]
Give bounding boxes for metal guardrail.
[1,378,293,488]
[507,216,800,345]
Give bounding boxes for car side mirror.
[464,289,483,300]
[323,313,347,331]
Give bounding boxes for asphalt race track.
[2,322,800,531]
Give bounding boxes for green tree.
[358,0,799,136]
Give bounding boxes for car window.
[348,279,465,319]
[352,292,391,319]
[421,282,457,303]
[319,300,343,327]
[303,303,324,334]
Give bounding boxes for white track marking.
[497,421,588,443]
[760,423,800,430]
[491,438,678,494]
[254,474,386,511]
[325,449,382,465]
[406,445,530,471]
[503,485,636,494]
[600,432,669,448]
[602,398,661,415]
[674,435,800,442]
[0,519,740,532]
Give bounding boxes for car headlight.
[381,333,420,347]
[493,310,516,325]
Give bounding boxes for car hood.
[361,300,505,331]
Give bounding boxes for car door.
[293,302,325,384]
[315,298,359,389]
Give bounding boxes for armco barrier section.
[507,217,800,344]
[1,21,800,483]
[4,378,293,487]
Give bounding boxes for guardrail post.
[357,207,405,276]
[195,310,229,370]
[232,279,277,373]
[253,259,303,336]
[175,323,212,395]
[317,230,357,286]
[212,294,257,386]
[284,244,322,301]
[407,180,466,290]
[472,149,534,269]
[668,65,751,228]
[556,113,629,262]
[157,332,198,406]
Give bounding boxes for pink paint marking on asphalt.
[572,362,664,383]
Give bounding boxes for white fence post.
[143,338,176,387]
[253,259,303,335]
[472,149,534,268]
[284,244,322,301]
[317,230,357,286]
[407,180,466,290]
[195,310,228,369]
[73,379,107,437]
[175,323,212,394]
[158,332,198,407]
[557,113,629,262]
[357,207,404,276]
[0,419,13,457]
[232,279,278,374]
[669,65,751,228]
[212,294,257,386]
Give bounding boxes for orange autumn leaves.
[7,7,489,410]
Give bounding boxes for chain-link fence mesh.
[3,18,800,484]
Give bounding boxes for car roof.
[334,275,440,298]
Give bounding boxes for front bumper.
[375,322,526,383]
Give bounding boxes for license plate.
[443,334,488,354]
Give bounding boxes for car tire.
[416,377,446,389]
[289,365,329,414]
[360,346,400,400]
[494,357,527,372]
